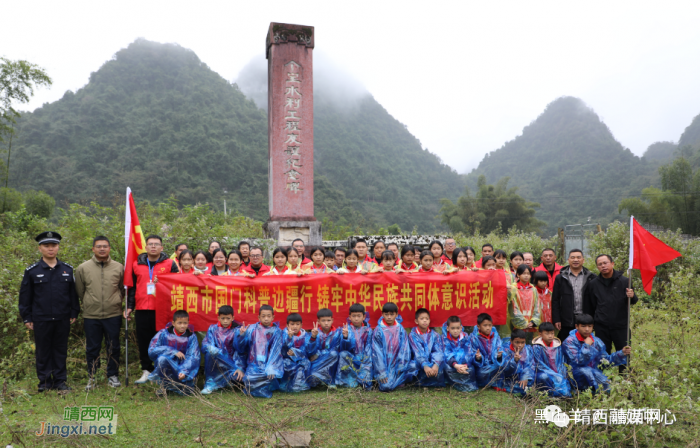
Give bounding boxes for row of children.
[173,239,513,277]
[147,301,630,398]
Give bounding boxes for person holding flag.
[123,189,179,384]
[583,216,681,373]
[582,255,636,372]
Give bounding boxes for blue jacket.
[469,326,504,388]
[441,321,474,367]
[235,322,284,379]
[531,335,571,397]
[148,324,200,382]
[372,316,416,390]
[498,337,534,394]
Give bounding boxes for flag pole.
[124,188,131,386]
[125,295,129,386]
[627,216,634,368]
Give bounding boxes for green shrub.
[23,189,55,218]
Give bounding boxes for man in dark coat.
[583,254,637,372]
[552,249,596,339]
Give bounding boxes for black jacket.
[210,265,229,276]
[19,258,80,323]
[583,270,638,329]
[552,266,596,328]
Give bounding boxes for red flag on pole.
[124,188,146,287]
[628,216,682,294]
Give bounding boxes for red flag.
[629,217,682,294]
[124,188,146,287]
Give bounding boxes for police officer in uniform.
[19,231,80,392]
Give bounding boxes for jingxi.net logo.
[35,406,118,438]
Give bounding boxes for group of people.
[150,302,630,399]
[18,232,637,398]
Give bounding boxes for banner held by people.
[155,270,509,331]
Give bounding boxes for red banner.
[156,270,508,331]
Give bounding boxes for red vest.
[132,258,175,310]
[534,263,563,291]
[242,263,271,277]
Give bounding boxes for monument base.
[264,220,322,246]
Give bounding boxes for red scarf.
[479,331,494,340]
[415,327,431,335]
[273,265,288,274]
[575,331,587,342]
[419,266,434,272]
[311,264,329,273]
[401,262,414,271]
[174,328,185,336]
[217,322,231,328]
[446,331,462,342]
[229,266,245,275]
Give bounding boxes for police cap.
[35,231,62,245]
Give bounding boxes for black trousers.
[594,325,630,372]
[33,320,71,388]
[85,316,121,378]
[134,310,156,371]
[558,326,576,342]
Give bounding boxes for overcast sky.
[3,1,700,172]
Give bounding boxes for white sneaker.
[134,370,151,384]
[108,376,121,388]
[201,386,214,395]
[85,378,97,391]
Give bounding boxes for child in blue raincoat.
[307,308,341,387]
[372,302,417,391]
[441,316,478,392]
[235,305,284,398]
[335,303,373,389]
[147,310,200,396]
[563,314,630,394]
[470,313,504,388]
[498,329,534,396]
[279,313,318,393]
[409,308,445,387]
[200,305,246,395]
[532,322,571,397]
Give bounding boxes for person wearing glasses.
[124,234,179,384]
[241,246,271,277]
[75,236,124,391]
[443,238,457,265]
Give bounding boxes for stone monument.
[263,22,322,247]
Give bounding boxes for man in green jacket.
[75,236,124,390]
